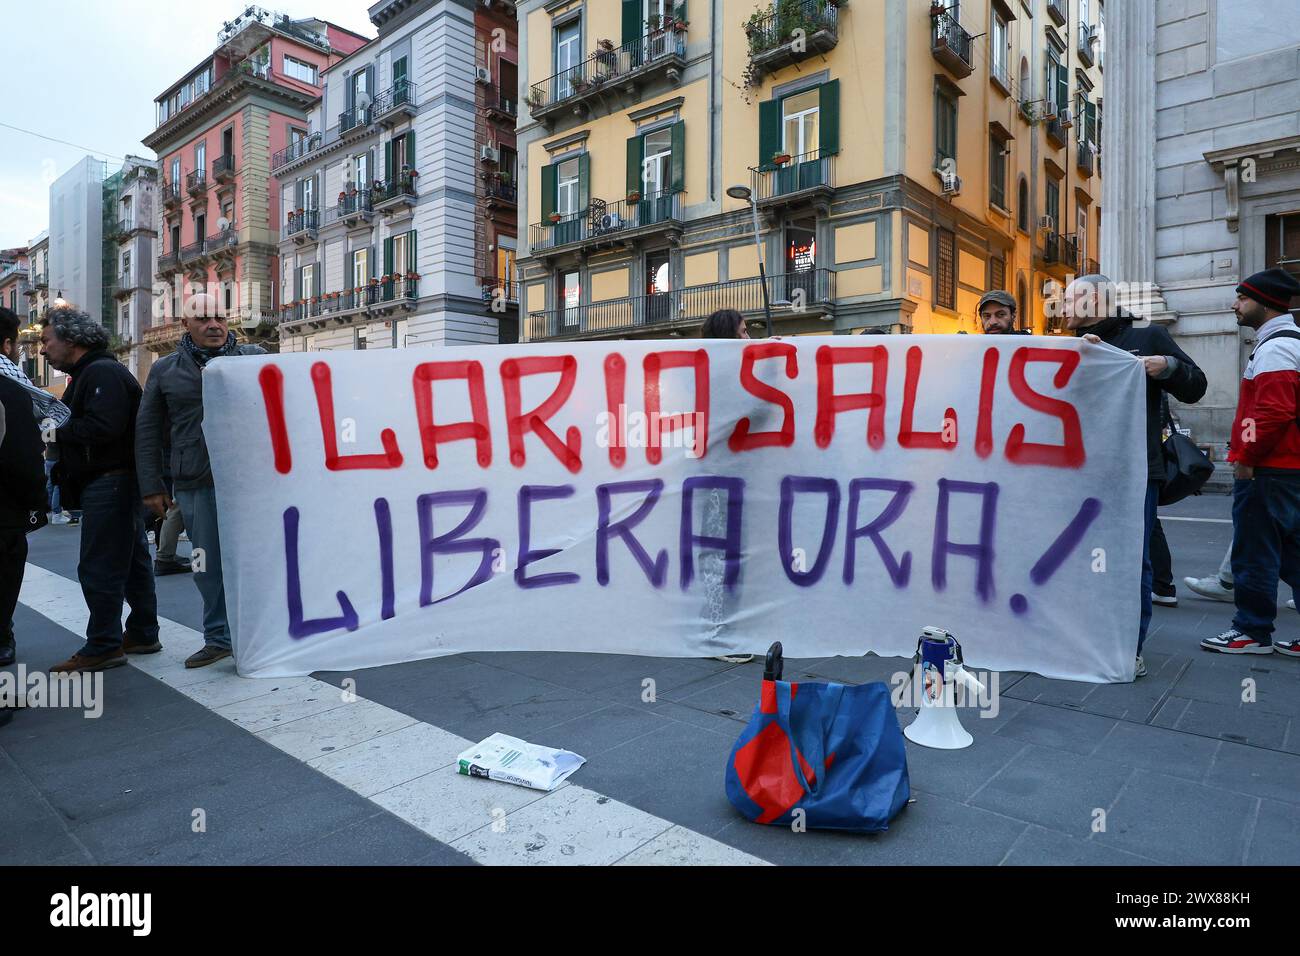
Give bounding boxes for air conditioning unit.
[479,144,499,164]
[1039,215,1056,232]
[475,66,492,84]
[941,171,962,194]
[598,212,623,232]
[1059,108,1074,128]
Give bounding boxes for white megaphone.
[902,626,984,750]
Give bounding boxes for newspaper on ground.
[456,733,587,791]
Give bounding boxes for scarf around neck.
[180,331,238,368]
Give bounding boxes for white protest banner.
[201,336,1146,682]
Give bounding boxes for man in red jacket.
[1203,267,1300,656]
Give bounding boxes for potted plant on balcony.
[626,189,642,204]
[406,272,420,281]
[672,6,689,31]
[338,190,347,203]
[526,88,545,111]
[597,38,615,52]
[548,212,563,224]
[930,2,947,16]
[771,150,792,166]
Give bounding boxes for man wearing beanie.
[1064,274,1208,679]
[1202,267,1300,657]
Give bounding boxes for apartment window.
[355,325,368,350]
[991,9,1009,89]
[496,241,516,292]
[122,250,131,278]
[641,127,673,195]
[1017,176,1030,231]
[283,55,318,85]
[1098,3,1105,67]
[195,140,206,178]
[120,304,129,330]
[989,134,1008,210]
[1265,213,1300,297]
[782,88,821,159]
[934,83,958,168]
[1047,48,1068,117]
[1045,176,1061,231]
[350,68,370,110]
[1081,0,1090,24]
[556,157,582,216]
[302,263,316,301]
[352,248,369,286]
[1077,206,1089,265]
[935,228,956,310]
[170,158,180,186]
[560,269,580,326]
[302,175,316,211]
[990,256,1005,293]
[554,19,582,96]
[393,318,409,349]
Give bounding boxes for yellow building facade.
[516,0,1104,339]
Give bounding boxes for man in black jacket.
[0,375,48,670]
[39,308,159,673]
[1066,275,1208,679]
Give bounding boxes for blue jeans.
[1138,480,1159,655]
[78,473,158,655]
[175,484,230,650]
[45,459,59,514]
[1230,472,1300,643]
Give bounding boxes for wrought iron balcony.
[157,252,181,273]
[372,176,418,214]
[368,277,419,313]
[338,106,372,135]
[282,209,319,242]
[750,150,836,207]
[143,319,185,353]
[530,189,684,256]
[1077,23,1097,66]
[481,277,519,307]
[528,25,686,124]
[485,88,518,123]
[1045,111,1071,148]
[180,239,207,263]
[745,0,839,77]
[271,130,324,171]
[1046,0,1067,27]
[114,272,133,298]
[1042,232,1079,272]
[31,271,47,289]
[372,80,418,127]
[485,177,517,206]
[185,169,207,195]
[931,9,974,79]
[525,268,836,340]
[206,228,239,257]
[1076,142,1095,176]
[213,153,236,183]
[328,191,375,227]
[161,182,183,207]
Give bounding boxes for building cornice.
[143,74,317,152]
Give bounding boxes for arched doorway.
[1017,275,1029,331]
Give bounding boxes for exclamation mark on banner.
[1009,497,1103,615]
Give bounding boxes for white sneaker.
[1183,575,1234,602]
[1134,656,1147,679]
[1288,599,1296,610]
[179,531,189,542]
[48,513,69,525]
[712,654,754,664]
[1200,628,1273,655]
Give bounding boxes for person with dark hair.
[977,290,1031,335]
[39,307,159,673]
[0,371,48,669]
[701,308,750,339]
[1202,267,1300,657]
[0,306,69,428]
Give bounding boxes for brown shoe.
[184,646,233,669]
[123,633,162,654]
[50,649,127,673]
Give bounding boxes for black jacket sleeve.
[54,363,133,448]
[0,381,48,512]
[1150,325,1208,405]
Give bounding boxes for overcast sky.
[0,1,377,249]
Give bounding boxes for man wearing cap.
[977,290,1030,335]
[1202,267,1300,657]
[1065,274,1207,679]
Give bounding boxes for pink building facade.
[142,9,367,355]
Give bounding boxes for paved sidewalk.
[3,492,1298,866]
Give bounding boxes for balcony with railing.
[114,271,134,298]
[484,176,517,208]
[1046,0,1067,27]
[1077,23,1097,67]
[338,105,372,135]
[1045,110,1071,148]
[930,8,974,79]
[279,279,420,329]
[372,80,418,127]
[282,209,320,242]
[485,87,518,124]
[327,191,375,227]
[157,251,180,274]
[751,150,836,208]
[30,271,47,289]
[526,268,836,340]
[185,169,207,196]
[161,182,182,207]
[481,277,519,308]
[271,130,324,171]
[180,239,207,264]
[1076,141,1095,176]
[213,153,236,183]
[1042,232,1079,272]
[745,0,839,77]
[372,176,418,214]
[528,24,687,125]
[530,189,684,257]
[206,228,239,259]
[143,320,185,353]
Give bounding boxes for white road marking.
[18,563,768,866]
[1157,516,1232,524]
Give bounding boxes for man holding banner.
[1065,274,1207,678]
[136,296,265,669]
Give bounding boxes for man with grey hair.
[1065,274,1207,679]
[39,307,159,673]
[136,293,264,668]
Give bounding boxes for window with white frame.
[554,19,581,96]
[352,248,369,286]
[556,157,582,216]
[782,89,820,159]
[302,263,315,300]
[992,10,1009,87]
[641,127,673,196]
[283,55,318,85]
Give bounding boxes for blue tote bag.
[725,644,911,833]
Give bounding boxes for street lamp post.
[726,184,773,338]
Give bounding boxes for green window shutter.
[578,152,590,210]
[384,140,394,182]
[393,57,407,84]
[622,0,640,44]
[540,162,557,224]
[369,245,375,281]
[1056,62,1068,114]
[627,134,644,195]
[819,79,840,156]
[407,230,417,273]
[669,121,685,193]
[406,129,416,170]
[384,236,393,276]
[759,98,780,166]
[675,1,687,22]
